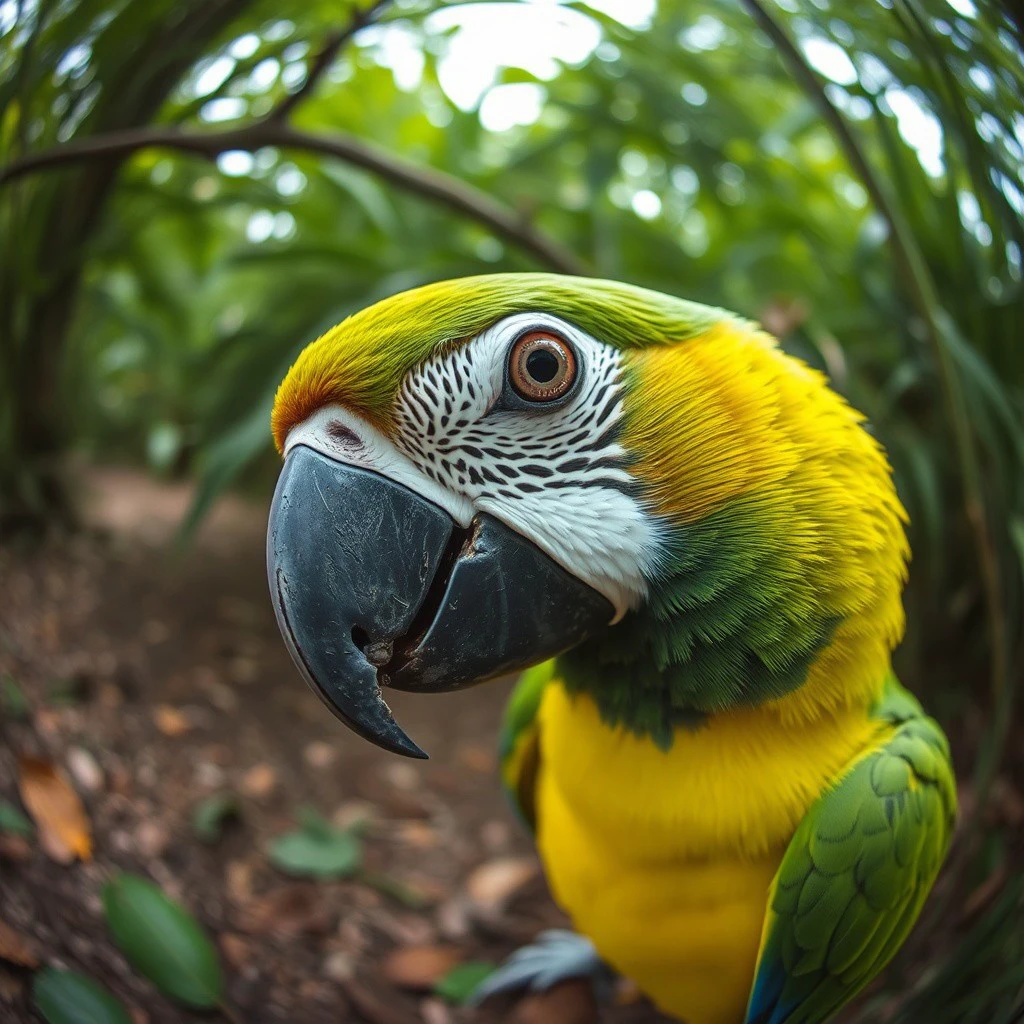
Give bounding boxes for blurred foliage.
[1,0,1023,1018]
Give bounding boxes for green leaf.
[433,962,497,1004]
[146,421,183,473]
[268,809,363,880]
[296,805,336,840]
[1,673,29,719]
[32,968,132,1024]
[1009,516,1024,582]
[0,799,33,838]
[177,393,274,545]
[192,792,241,844]
[102,873,223,1009]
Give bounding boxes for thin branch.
[0,123,587,275]
[740,0,1011,889]
[269,0,392,122]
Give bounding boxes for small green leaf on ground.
[383,945,462,989]
[32,967,132,1024]
[297,806,336,838]
[192,792,241,843]
[1,673,29,719]
[434,962,497,1004]
[102,873,223,1008]
[0,800,33,838]
[268,807,362,880]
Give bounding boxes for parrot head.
[267,273,908,757]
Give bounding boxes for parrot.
[265,273,956,1024]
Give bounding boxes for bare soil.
[0,469,666,1024]
[2,469,1020,1024]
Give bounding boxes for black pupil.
[526,347,560,384]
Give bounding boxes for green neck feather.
[557,497,841,750]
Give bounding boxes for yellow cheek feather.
[620,321,909,725]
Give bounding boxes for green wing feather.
[498,660,555,833]
[746,678,957,1024]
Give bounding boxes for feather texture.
[270,272,953,1024]
[271,272,726,451]
[564,320,909,734]
[745,679,957,1024]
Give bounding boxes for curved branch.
[269,0,392,122]
[0,122,587,275]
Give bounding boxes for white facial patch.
[284,312,663,618]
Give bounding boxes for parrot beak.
[267,445,613,758]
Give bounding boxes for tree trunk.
[0,0,254,534]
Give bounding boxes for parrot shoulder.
[745,675,957,1024]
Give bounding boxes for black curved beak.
[267,446,613,758]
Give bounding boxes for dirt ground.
[1,469,1020,1024]
[0,469,670,1024]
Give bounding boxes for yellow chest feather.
[535,684,883,1024]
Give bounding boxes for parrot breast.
[533,682,886,1024]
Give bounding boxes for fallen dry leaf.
[240,763,276,798]
[467,856,539,915]
[225,859,253,905]
[513,979,598,1024]
[33,709,61,739]
[397,821,439,849]
[219,932,252,971]
[153,704,191,737]
[0,919,40,968]
[333,800,377,830]
[377,790,431,819]
[303,741,336,769]
[457,745,495,774]
[135,820,170,859]
[381,945,462,990]
[17,756,92,864]
[382,762,419,793]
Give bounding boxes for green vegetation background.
[1,1,1022,1019]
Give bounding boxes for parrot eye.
[507,331,578,403]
